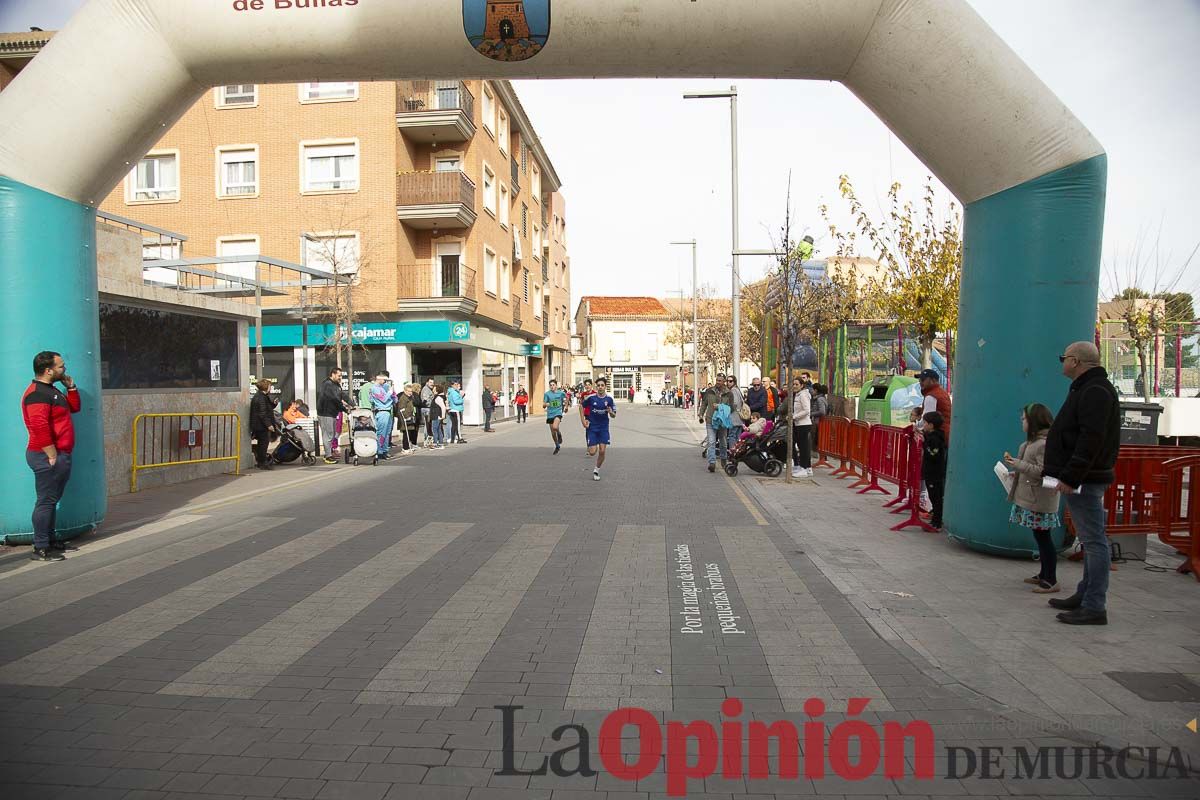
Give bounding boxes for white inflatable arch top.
[0,0,1100,206]
[0,0,1107,555]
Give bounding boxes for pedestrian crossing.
[0,514,876,712]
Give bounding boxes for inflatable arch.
[0,0,1105,554]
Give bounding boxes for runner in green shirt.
[544,379,566,455]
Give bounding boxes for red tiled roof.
[581,296,670,317]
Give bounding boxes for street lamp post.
[669,239,699,397]
[683,87,740,382]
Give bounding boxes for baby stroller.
[345,408,379,466]
[724,424,787,477]
[271,417,317,466]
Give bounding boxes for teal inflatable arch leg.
[945,155,1107,556]
[0,177,106,545]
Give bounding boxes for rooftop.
[579,296,671,318]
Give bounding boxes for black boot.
[1057,608,1107,625]
[31,547,65,562]
[1048,593,1082,610]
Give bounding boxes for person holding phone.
[22,351,82,561]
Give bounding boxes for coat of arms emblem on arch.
[464,0,550,62]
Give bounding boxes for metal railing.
[397,80,475,117]
[511,159,521,196]
[610,350,632,362]
[398,263,477,300]
[512,295,523,329]
[543,317,550,337]
[541,261,549,282]
[397,170,476,209]
[131,412,241,492]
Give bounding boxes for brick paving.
[0,407,1197,798]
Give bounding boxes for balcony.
[396,81,476,143]
[510,159,521,196]
[609,350,632,363]
[541,261,549,282]
[543,317,549,337]
[397,262,477,315]
[396,170,477,230]
[512,295,523,329]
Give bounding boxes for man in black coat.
[316,367,351,463]
[1042,341,1120,625]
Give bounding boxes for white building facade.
[573,297,679,402]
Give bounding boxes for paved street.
[1,406,1198,799]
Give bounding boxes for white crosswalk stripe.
[0,518,375,687]
[568,525,671,710]
[356,523,566,706]
[158,522,473,698]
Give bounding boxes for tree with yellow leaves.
[821,175,962,369]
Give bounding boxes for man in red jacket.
[22,351,80,561]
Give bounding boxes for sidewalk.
[679,408,1200,758]
[743,465,1200,759]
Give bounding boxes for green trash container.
[858,375,919,426]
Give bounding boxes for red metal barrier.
[814,418,835,470]
[846,420,872,487]
[891,430,936,532]
[1159,455,1200,580]
[857,425,907,497]
[823,416,854,478]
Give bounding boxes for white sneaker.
[792,467,803,478]
[804,468,814,478]
[593,470,601,481]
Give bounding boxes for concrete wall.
[96,223,257,496]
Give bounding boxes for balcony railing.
[543,317,549,337]
[398,80,475,117]
[398,263,477,302]
[541,261,549,282]
[512,295,523,329]
[511,159,521,196]
[397,169,476,208]
[609,350,632,363]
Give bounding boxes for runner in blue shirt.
[543,379,566,455]
[580,377,617,481]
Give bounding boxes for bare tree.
[1104,228,1200,401]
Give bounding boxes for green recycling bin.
[858,375,919,426]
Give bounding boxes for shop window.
[99,302,239,390]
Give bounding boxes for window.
[483,247,498,296]
[217,236,259,282]
[216,84,256,107]
[435,156,461,172]
[304,232,360,278]
[435,242,462,297]
[128,152,178,202]
[499,183,509,228]
[523,268,530,303]
[521,204,528,238]
[501,258,511,301]
[534,286,542,319]
[298,81,358,102]
[302,141,358,192]
[217,146,258,197]
[532,164,541,201]
[532,224,541,259]
[482,164,497,216]
[648,333,659,361]
[481,84,495,134]
[99,303,239,391]
[498,109,509,153]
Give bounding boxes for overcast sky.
[3,0,1197,306]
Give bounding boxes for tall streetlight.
[683,87,740,381]
[669,239,699,396]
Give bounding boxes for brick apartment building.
[91,75,572,424]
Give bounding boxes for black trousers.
[252,429,271,466]
[925,475,946,526]
[792,424,812,468]
[484,409,494,430]
[1032,528,1057,583]
[517,405,528,422]
[449,411,462,442]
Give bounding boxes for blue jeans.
[26,450,72,550]
[707,423,732,464]
[374,410,393,455]
[1065,482,1110,611]
[432,417,445,445]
